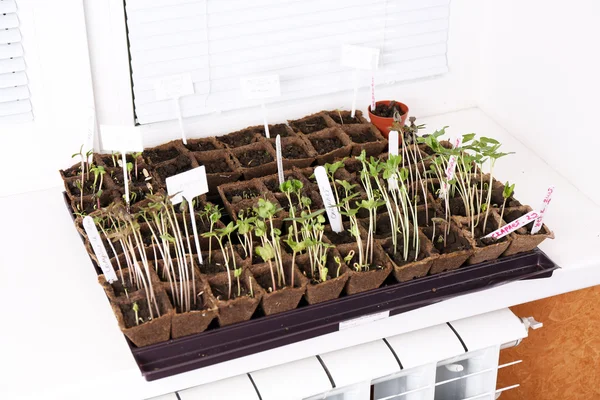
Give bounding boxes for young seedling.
[499,181,516,224]
[234,267,243,298]
[133,302,142,326]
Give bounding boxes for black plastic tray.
[63,193,559,381]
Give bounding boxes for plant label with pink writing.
[531,186,554,235]
[315,166,343,233]
[83,216,118,283]
[166,166,209,205]
[484,210,539,240]
[439,138,462,197]
[276,135,285,185]
[388,130,399,189]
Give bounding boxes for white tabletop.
[2,108,598,400]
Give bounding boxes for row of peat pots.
[60,105,554,348]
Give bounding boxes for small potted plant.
[368,100,409,137]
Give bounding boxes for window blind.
[125,0,450,125]
[0,0,32,123]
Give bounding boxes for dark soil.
[371,101,406,118]
[442,197,469,217]
[120,298,152,329]
[254,124,292,137]
[373,217,393,240]
[211,281,249,301]
[111,278,140,298]
[347,127,378,143]
[145,147,180,165]
[255,269,291,292]
[343,250,383,272]
[167,289,208,314]
[326,229,357,245]
[154,155,193,180]
[282,144,308,159]
[291,116,328,134]
[383,241,425,267]
[225,187,261,203]
[237,150,274,167]
[473,218,506,246]
[203,159,232,174]
[422,226,469,254]
[185,140,217,152]
[262,176,280,192]
[67,179,96,196]
[328,111,362,125]
[311,137,342,155]
[416,206,440,227]
[218,130,258,148]
[62,164,81,178]
[100,154,137,167]
[199,260,228,275]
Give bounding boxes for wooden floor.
[497,285,600,399]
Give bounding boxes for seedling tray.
[133,249,557,380]
[63,192,558,381]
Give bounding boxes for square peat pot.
[129,249,558,381]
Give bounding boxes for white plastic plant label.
[240,74,281,100]
[166,166,209,205]
[339,310,389,330]
[314,166,343,233]
[100,125,143,153]
[154,73,194,101]
[439,137,462,197]
[388,130,399,156]
[483,210,539,240]
[531,186,554,235]
[341,44,380,70]
[276,134,285,185]
[83,216,118,283]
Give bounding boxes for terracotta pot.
[367,100,409,138]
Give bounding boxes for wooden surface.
[497,285,600,399]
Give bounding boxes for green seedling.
[499,181,516,225]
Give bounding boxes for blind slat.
[0,85,29,103]
[0,99,32,117]
[0,28,21,45]
[0,43,23,60]
[0,57,25,74]
[0,0,17,14]
[0,13,19,30]
[0,71,27,89]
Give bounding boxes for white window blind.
[0,0,32,123]
[125,0,450,125]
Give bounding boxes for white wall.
[88,0,483,147]
[0,0,94,197]
[477,0,600,205]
